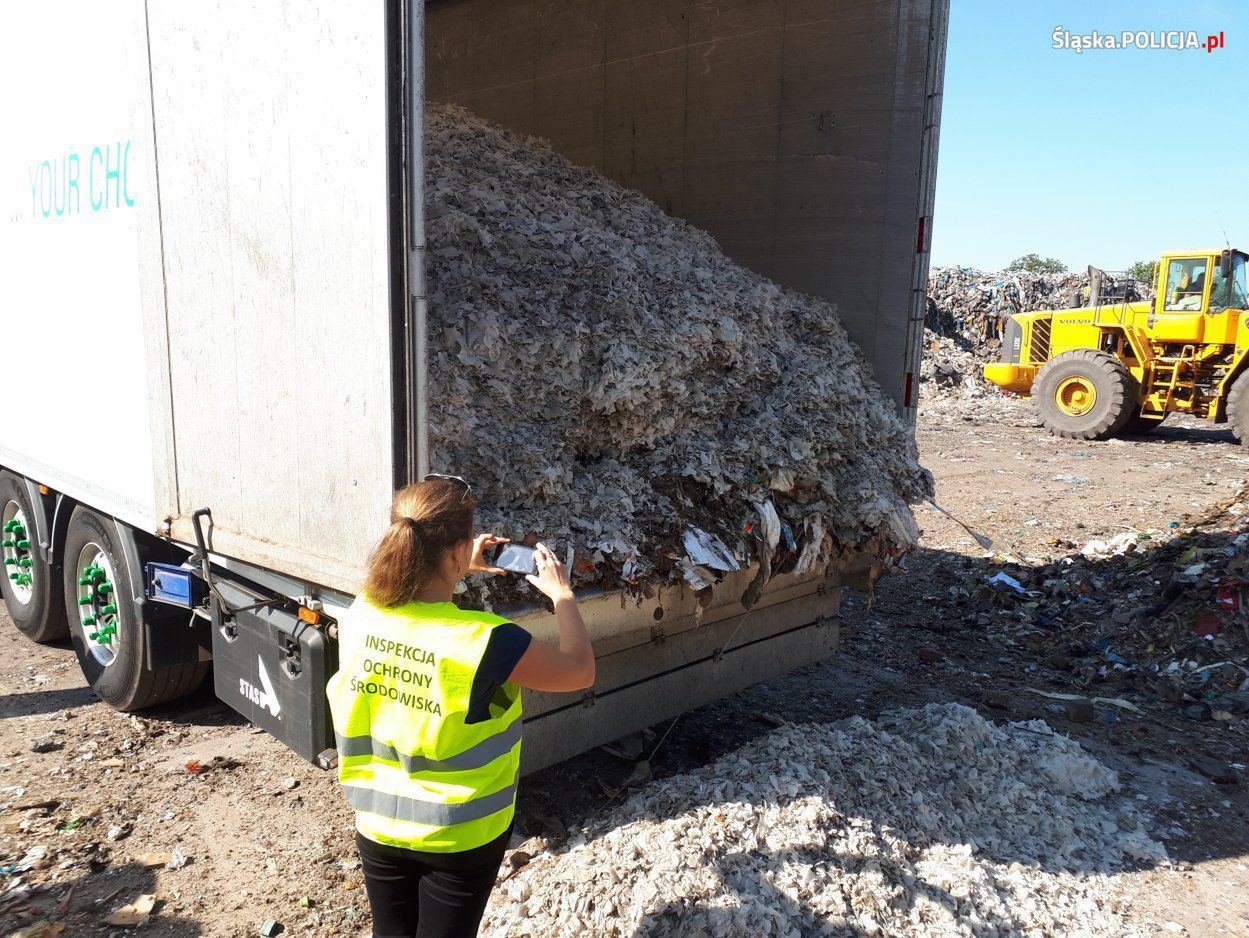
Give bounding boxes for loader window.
[1164,257,1209,311]
[1209,255,1249,313]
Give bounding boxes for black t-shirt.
[465,622,532,725]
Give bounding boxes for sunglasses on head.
[424,473,472,499]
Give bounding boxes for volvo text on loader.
[984,249,1249,440]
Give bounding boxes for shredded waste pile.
[424,104,931,597]
[921,267,1149,408]
[483,703,1164,937]
[955,488,1249,735]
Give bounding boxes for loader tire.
[62,507,208,710]
[1034,349,1135,440]
[1228,371,1249,443]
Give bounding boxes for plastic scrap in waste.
[987,571,1026,594]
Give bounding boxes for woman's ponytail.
[363,480,476,607]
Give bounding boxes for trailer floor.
[3,400,1249,936]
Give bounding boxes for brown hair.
[363,479,476,607]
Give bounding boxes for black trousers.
[355,829,509,938]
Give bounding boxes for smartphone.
[490,543,538,576]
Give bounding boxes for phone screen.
[492,543,537,576]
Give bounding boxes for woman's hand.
[510,543,592,691]
[468,533,509,575]
[525,543,575,603]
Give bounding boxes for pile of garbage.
[921,267,1149,405]
[927,268,1089,349]
[963,490,1249,725]
[918,331,1005,407]
[483,703,1164,937]
[424,104,932,598]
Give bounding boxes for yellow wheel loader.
[984,249,1249,440]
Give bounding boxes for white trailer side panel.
[0,2,170,530]
[144,1,397,592]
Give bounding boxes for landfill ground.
[4,398,1249,936]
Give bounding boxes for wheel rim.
[2,501,34,605]
[1055,376,1097,417]
[75,543,122,667]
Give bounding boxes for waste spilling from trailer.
[424,104,932,599]
[483,703,1164,937]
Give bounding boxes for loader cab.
[1152,250,1248,344]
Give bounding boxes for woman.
[326,476,594,938]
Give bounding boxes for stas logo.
[239,655,282,718]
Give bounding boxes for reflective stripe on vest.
[326,597,523,853]
[343,771,519,827]
[335,712,522,775]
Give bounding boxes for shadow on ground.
[1,640,238,728]
[0,861,205,936]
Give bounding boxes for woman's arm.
[508,544,595,692]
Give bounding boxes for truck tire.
[1034,349,1135,440]
[1228,371,1249,443]
[61,507,207,710]
[0,472,68,642]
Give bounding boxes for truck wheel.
[1034,350,1134,440]
[1228,371,1249,443]
[61,507,206,710]
[0,473,68,642]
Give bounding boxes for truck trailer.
[0,0,947,772]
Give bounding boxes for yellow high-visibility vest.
[326,597,522,852]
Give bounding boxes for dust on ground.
[3,399,1249,936]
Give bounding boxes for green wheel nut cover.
[101,603,117,615]
[3,558,13,566]
[82,615,96,626]
[78,597,92,606]
[18,558,32,568]
[16,540,29,550]
[1,540,12,548]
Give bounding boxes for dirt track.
[3,400,1249,937]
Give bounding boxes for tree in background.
[1127,259,1157,285]
[1006,253,1068,275]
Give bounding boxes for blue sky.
[930,0,1249,272]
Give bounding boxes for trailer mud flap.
[211,583,335,765]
